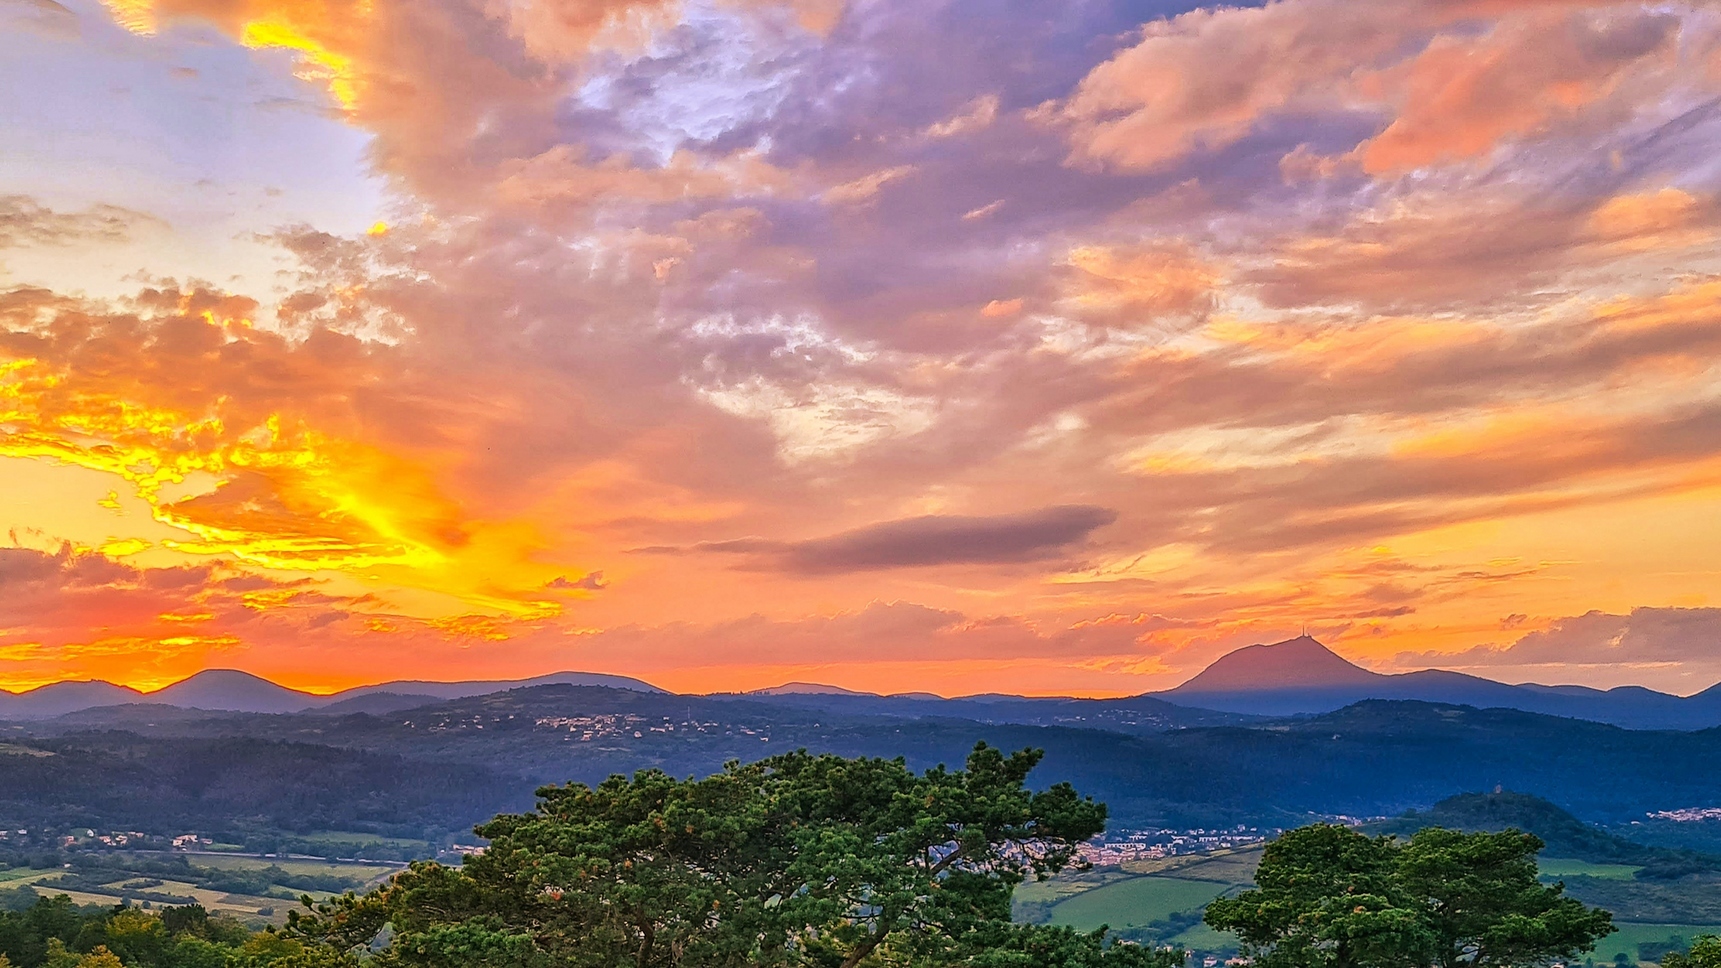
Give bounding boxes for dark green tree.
[1206,825,1613,968]
[292,744,1172,968]
[1204,825,1430,968]
[1396,828,1612,968]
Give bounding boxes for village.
[1073,826,1271,866]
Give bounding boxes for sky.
[1,0,1720,697]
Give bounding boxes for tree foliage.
[0,896,339,968]
[292,743,1172,968]
[1206,825,1614,968]
[1664,936,1721,968]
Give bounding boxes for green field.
[21,886,128,909]
[186,853,400,884]
[1016,846,1261,946]
[1169,921,1237,952]
[1016,845,1704,959]
[1586,923,1721,965]
[1032,864,1717,963]
[1046,876,1236,933]
[1134,849,1261,885]
[4,852,408,928]
[1538,858,1644,880]
[4,869,285,923]
[1015,864,1141,905]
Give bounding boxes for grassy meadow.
[1015,847,1261,953]
[187,853,401,883]
[1586,923,1721,965]
[1538,858,1645,880]
[1044,876,1234,933]
[1017,847,1720,964]
[0,851,406,926]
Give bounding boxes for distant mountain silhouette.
[304,692,447,716]
[339,672,667,702]
[0,680,144,718]
[1172,634,1379,691]
[8,639,1721,729]
[748,682,876,696]
[0,670,665,719]
[149,670,324,714]
[1157,635,1721,728]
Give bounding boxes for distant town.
[1074,826,1273,865]
[1073,813,1407,866]
[1647,807,1721,822]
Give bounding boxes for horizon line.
[4,635,1716,701]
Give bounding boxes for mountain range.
[7,635,1721,729]
[0,669,663,719]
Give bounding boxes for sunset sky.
[2,0,1720,697]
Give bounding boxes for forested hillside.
[0,734,517,843]
[8,689,1721,844]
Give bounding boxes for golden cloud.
[0,290,575,618]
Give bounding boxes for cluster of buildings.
[1647,807,1721,822]
[530,712,654,741]
[89,831,151,847]
[403,710,759,743]
[1,828,159,849]
[401,713,505,732]
[1075,826,1270,866]
[526,713,768,743]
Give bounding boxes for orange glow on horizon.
[0,345,579,620]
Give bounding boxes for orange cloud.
[1057,0,1394,171]
[1357,9,1678,172]
[494,146,790,220]
[1586,188,1715,251]
[0,196,156,249]
[1248,180,1719,312]
[822,165,916,205]
[102,0,375,110]
[1058,0,1705,175]
[1061,243,1217,325]
[0,543,576,691]
[0,286,573,617]
[488,0,845,62]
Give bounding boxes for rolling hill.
[1367,790,1713,869]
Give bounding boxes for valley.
[6,638,1721,964]
[1016,794,1721,966]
